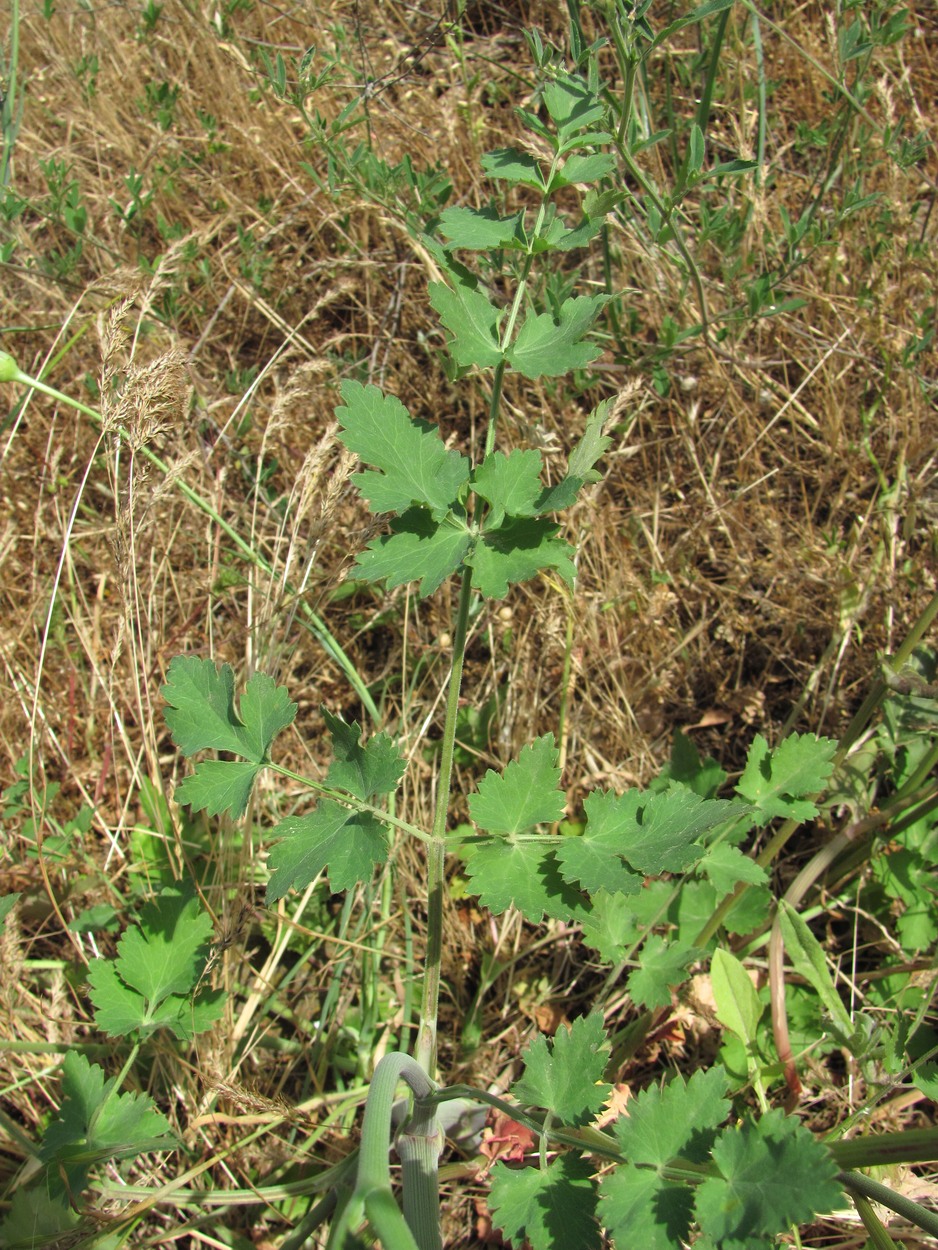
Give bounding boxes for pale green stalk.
[329,1052,439,1250]
[839,1172,938,1239]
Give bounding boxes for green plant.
[0,887,220,1239]
[145,53,938,1248]
[2,6,937,1248]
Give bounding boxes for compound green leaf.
[480,147,545,189]
[512,1012,611,1126]
[438,205,525,250]
[39,1052,174,1197]
[695,1111,843,1246]
[627,934,696,1009]
[354,508,472,597]
[736,732,837,824]
[507,295,610,379]
[162,657,296,762]
[469,736,565,835]
[336,381,470,520]
[429,277,505,370]
[323,708,405,801]
[488,1154,600,1250]
[266,804,388,901]
[463,842,589,924]
[469,516,576,598]
[471,448,544,527]
[87,887,224,1039]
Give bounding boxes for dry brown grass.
[1,0,936,1244]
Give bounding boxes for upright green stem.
[414,569,473,1076]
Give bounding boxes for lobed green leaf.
[736,731,837,824]
[265,709,404,900]
[336,380,470,521]
[354,508,472,597]
[511,1012,611,1126]
[469,735,565,835]
[480,147,545,189]
[469,516,576,598]
[438,205,525,250]
[39,1052,174,1197]
[162,657,296,762]
[462,842,590,924]
[86,887,224,1039]
[507,294,610,379]
[603,1068,730,1250]
[266,804,390,901]
[429,276,505,370]
[488,1153,600,1250]
[695,1111,843,1246]
[628,935,697,1009]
